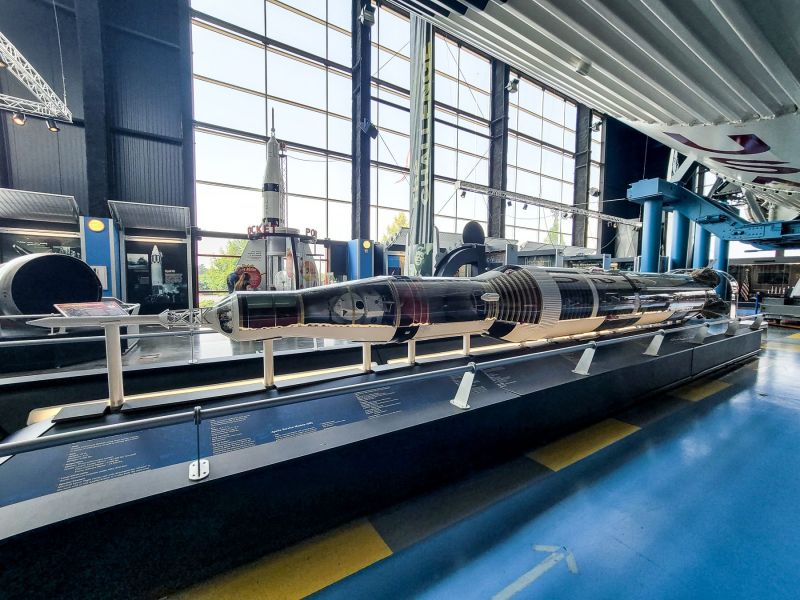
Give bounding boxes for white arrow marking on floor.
[492,545,578,600]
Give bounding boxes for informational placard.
[0,368,517,509]
[55,299,128,318]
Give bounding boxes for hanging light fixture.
[11,112,26,126]
[45,118,60,132]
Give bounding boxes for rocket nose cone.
[205,294,235,335]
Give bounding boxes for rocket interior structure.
[205,265,723,344]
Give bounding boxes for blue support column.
[670,213,690,270]
[692,225,711,268]
[713,236,730,298]
[640,199,662,272]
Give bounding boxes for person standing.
[227,266,243,293]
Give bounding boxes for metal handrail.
[0,327,220,348]
[0,318,741,458]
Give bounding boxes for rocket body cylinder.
[262,134,282,224]
[204,266,723,344]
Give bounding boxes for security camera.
[506,77,519,93]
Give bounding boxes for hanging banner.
[406,14,435,276]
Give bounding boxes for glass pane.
[328,115,351,155]
[287,196,327,238]
[193,79,266,135]
[191,0,265,34]
[196,183,261,232]
[377,168,409,210]
[270,100,326,147]
[328,71,351,117]
[328,200,351,240]
[195,130,264,188]
[192,25,265,91]
[286,150,326,198]
[267,3,325,56]
[328,158,351,201]
[434,179,458,217]
[267,50,326,110]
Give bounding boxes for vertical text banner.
[406,15,435,276]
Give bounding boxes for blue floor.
[316,328,800,599]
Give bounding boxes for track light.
[45,118,60,132]
[11,112,26,126]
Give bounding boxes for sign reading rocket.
[125,241,189,314]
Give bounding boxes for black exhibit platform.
[0,325,762,599]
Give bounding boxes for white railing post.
[103,323,125,409]
[263,339,275,387]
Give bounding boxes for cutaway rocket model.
[204,266,723,343]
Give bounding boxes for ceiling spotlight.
[590,120,602,132]
[507,200,512,207]
[45,118,60,133]
[506,77,519,93]
[360,118,378,139]
[11,112,26,126]
[460,190,466,198]
[522,204,528,210]
[572,58,592,77]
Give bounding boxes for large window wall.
[191,0,353,245]
[505,73,577,247]
[189,1,603,295]
[432,33,491,237]
[191,0,354,302]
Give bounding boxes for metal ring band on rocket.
[525,268,562,328]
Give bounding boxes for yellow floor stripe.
[763,340,800,351]
[674,379,731,402]
[172,519,391,600]
[789,333,800,340]
[528,418,640,472]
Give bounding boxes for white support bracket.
[692,323,711,344]
[103,323,125,410]
[450,363,477,410]
[572,343,596,376]
[361,342,372,372]
[725,318,742,337]
[407,340,416,365]
[462,334,471,356]
[262,339,275,387]
[189,406,210,482]
[643,330,666,356]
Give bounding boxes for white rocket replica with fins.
[235,112,317,291]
